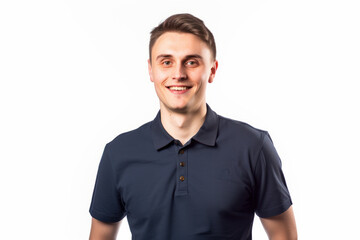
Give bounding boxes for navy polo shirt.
[90,104,292,240]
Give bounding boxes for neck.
[160,103,207,145]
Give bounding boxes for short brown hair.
[149,13,216,62]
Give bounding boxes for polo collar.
[150,103,219,150]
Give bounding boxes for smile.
[168,86,191,90]
[166,86,192,94]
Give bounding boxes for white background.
[1,0,359,239]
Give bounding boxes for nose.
[172,64,187,80]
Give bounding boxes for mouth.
[166,86,192,90]
[166,85,192,94]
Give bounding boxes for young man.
[89,13,297,240]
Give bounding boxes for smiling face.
[148,32,218,114]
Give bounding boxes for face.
[148,32,218,114]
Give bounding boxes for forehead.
[152,32,211,60]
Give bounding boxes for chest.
[115,144,256,221]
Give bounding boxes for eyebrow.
[156,54,172,61]
[155,54,203,61]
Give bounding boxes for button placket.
[176,146,188,195]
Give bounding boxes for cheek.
[191,65,208,79]
[191,69,210,84]
[152,69,169,84]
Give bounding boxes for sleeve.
[254,132,293,218]
[89,143,127,222]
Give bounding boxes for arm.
[260,206,297,240]
[89,217,122,240]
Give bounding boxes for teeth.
[169,86,189,90]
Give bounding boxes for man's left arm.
[260,206,297,240]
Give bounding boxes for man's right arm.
[89,217,122,240]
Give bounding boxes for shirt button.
[179,162,185,167]
[179,176,185,181]
[179,149,185,154]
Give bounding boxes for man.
[89,13,297,240]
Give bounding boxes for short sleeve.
[254,132,292,218]
[89,144,126,222]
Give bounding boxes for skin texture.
[260,206,298,240]
[148,32,218,144]
[89,218,121,240]
[89,31,297,239]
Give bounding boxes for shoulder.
[106,120,153,153]
[217,114,268,148]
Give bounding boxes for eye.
[185,60,198,67]
[162,60,172,66]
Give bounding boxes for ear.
[148,59,154,82]
[208,60,218,83]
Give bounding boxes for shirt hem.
[256,199,293,218]
[89,208,125,223]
